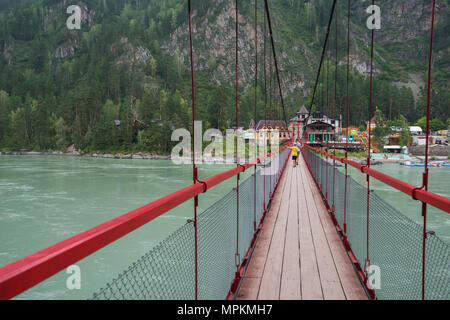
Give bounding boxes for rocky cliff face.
[160,0,447,102]
[374,0,447,44]
[1,0,447,108]
[162,1,267,86]
[55,38,81,59]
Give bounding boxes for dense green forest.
[0,0,448,154]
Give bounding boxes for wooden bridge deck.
[237,156,368,300]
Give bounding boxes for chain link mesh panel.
[91,221,195,300]
[346,175,368,269]
[197,187,237,300]
[367,190,423,299]
[91,149,289,300]
[333,163,347,228]
[302,148,450,300]
[425,234,450,300]
[238,173,255,265]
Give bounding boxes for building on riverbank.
[252,120,290,144]
[301,111,342,143]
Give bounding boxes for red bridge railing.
[302,144,449,300]
[0,0,293,301]
[304,145,450,213]
[0,146,291,300]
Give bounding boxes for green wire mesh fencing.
[302,148,450,300]
[91,149,289,300]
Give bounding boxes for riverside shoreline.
[0,150,171,160]
[2,150,447,165]
[0,151,246,163]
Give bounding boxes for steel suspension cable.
[263,0,289,132]
[235,0,240,272]
[187,0,198,300]
[269,45,273,194]
[270,54,272,124]
[343,0,351,235]
[253,0,258,232]
[263,10,267,213]
[326,48,329,200]
[365,0,375,280]
[320,60,324,190]
[309,1,338,196]
[421,0,436,301]
[321,57,325,191]
[332,2,338,212]
[278,89,281,123]
[308,0,338,113]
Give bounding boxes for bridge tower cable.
[421,0,436,301]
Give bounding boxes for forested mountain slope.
[0,0,448,153]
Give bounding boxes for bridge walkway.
[237,155,368,300]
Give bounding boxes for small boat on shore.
[400,161,450,168]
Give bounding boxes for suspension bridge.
[0,0,449,301]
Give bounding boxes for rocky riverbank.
[347,157,415,165]
[0,150,171,160]
[409,145,449,157]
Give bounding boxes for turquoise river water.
[0,155,448,300]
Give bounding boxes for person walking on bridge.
[290,144,300,168]
[294,139,302,167]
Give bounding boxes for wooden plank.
[300,161,346,300]
[238,155,367,301]
[257,162,293,300]
[302,162,367,300]
[325,237,368,300]
[296,160,323,300]
[280,162,301,300]
[236,164,290,300]
[235,275,260,300]
[247,168,289,279]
